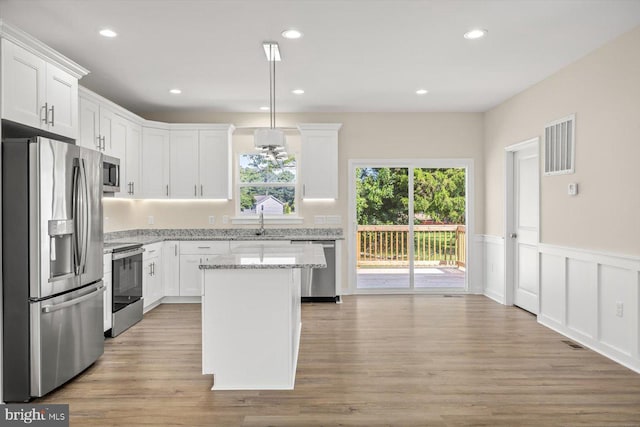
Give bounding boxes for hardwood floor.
[37,296,640,426]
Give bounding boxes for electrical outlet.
[314,215,326,225]
[222,215,229,224]
[148,216,154,225]
[208,215,216,225]
[568,183,578,196]
[616,302,624,318]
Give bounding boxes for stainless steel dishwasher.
[291,240,337,302]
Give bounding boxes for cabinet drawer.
[180,241,229,255]
[143,242,163,260]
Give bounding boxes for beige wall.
[484,26,640,256]
[104,112,485,235]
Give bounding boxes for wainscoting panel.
[538,243,640,373]
[481,235,505,304]
[539,253,565,326]
[566,259,597,340]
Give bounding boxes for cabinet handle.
[128,182,132,195]
[303,184,306,197]
[166,185,169,196]
[48,105,55,126]
[102,136,106,151]
[96,136,101,150]
[41,103,49,124]
[197,246,211,249]
[194,185,197,197]
[174,245,177,256]
[200,185,203,196]
[132,182,135,195]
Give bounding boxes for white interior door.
[511,144,539,313]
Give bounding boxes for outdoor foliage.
[356,167,465,225]
[239,154,296,213]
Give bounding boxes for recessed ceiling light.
[259,106,270,111]
[292,89,305,95]
[281,29,303,39]
[416,89,429,95]
[99,28,117,38]
[464,29,487,40]
[169,89,182,94]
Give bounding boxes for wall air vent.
[544,114,575,175]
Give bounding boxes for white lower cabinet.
[143,243,163,311]
[179,241,229,296]
[163,241,180,297]
[103,253,112,333]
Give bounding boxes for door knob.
[510,233,518,238]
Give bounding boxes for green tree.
[356,167,465,225]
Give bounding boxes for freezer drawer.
[30,282,105,397]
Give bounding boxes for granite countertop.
[103,228,344,253]
[199,243,327,270]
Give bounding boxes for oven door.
[112,250,143,312]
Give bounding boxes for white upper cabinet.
[1,38,83,139]
[298,123,342,200]
[141,126,170,198]
[78,95,122,157]
[168,126,234,199]
[170,130,200,198]
[124,122,142,198]
[200,129,233,199]
[110,115,128,197]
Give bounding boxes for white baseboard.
[161,296,202,304]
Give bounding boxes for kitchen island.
[199,243,326,390]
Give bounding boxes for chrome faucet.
[256,206,265,236]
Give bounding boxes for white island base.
[202,268,302,390]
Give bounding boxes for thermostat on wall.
[568,183,578,196]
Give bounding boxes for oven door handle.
[112,247,145,261]
[41,284,105,313]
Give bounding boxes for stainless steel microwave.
[103,155,120,193]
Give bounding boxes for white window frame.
[232,151,303,225]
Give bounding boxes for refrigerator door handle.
[79,159,90,274]
[41,284,105,313]
[72,162,82,274]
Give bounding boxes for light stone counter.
[198,243,326,270]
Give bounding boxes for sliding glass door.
[353,163,467,292]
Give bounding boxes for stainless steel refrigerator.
[2,137,105,402]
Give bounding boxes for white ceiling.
[1,0,640,115]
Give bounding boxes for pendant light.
[254,42,288,162]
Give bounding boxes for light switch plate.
[568,183,578,196]
[148,216,154,225]
[222,215,229,224]
[314,215,326,224]
[208,216,215,225]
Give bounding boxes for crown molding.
[0,19,89,79]
[297,123,342,132]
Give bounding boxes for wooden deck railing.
[356,225,466,268]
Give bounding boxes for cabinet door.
[141,127,170,198]
[179,254,204,296]
[199,130,232,199]
[100,107,115,155]
[299,125,340,200]
[143,256,161,310]
[103,272,112,332]
[1,39,46,129]
[126,122,142,197]
[163,241,180,296]
[111,116,128,198]
[45,62,78,139]
[78,97,101,150]
[170,130,199,198]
